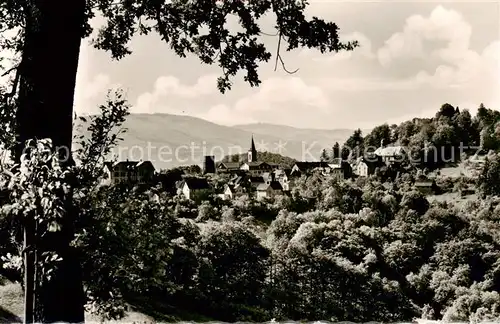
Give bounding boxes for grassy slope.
[0,281,212,323]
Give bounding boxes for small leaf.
[48,221,61,232]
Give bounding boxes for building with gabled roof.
[273,169,291,191]
[217,162,242,173]
[290,161,330,177]
[353,156,383,177]
[256,181,283,200]
[180,177,213,201]
[240,161,273,176]
[103,160,155,185]
[373,145,407,165]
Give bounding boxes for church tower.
[248,135,257,162]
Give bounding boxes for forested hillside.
[339,103,498,168]
[221,151,297,168]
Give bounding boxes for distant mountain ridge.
[75,113,356,170]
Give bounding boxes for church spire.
[248,135,257,162]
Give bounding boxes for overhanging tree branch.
[274,32,299,74]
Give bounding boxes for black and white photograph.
[0,0,499,323]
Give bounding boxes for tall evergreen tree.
[320,149,330,162]
[332,142,340,159]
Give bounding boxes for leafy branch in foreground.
[73,89,130,190]
[0,92,131,319]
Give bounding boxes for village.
[101,135,488,203]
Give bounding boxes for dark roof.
[249,176,265,183]
[218,162,241,169]
[293,161,330,170]
[257,181,283,191]
[183,177,211,190]
[270,181,283,190]
[249,176,265,188]
[232,175,245,185]
[105,160,155,171]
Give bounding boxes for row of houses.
[101,140,443,201]
[176,170,290,202]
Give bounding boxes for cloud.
[299,5,498,94]
[376,5,498,91]
[132,74,219,113]
[82,74,111,99]
[235,76,329,113]
[300,31,375,62]
[318,76,422,92]
[377,5,472,66]
[202,77,330,126]
[74,72,123,115]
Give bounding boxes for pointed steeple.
[248,135,258,163]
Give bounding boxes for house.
[355,160,371,177]
[273,169,291,191]
[290,162,330,177]
[218,184,235,200]
[414,177,439,195]
[240,161,273,176]
[103,160,155,185]
[175,180,185,191]
[256,181,283,200]
[353,157,382,177]
[374,146,407,166]
[248,176,266,191]
[180,177,213,201]
[217,162,242,173]
[228,174,264,194]
[327,165,344,181]
[326,158,352,180]
[267,163,280,171]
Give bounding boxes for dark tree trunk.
[16,0,87,322]
[16,0,85,162]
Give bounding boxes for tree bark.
[16,0,85,163]
[16,0,86,322]
[23,218,34,324]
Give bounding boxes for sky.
[74,0,500,130]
